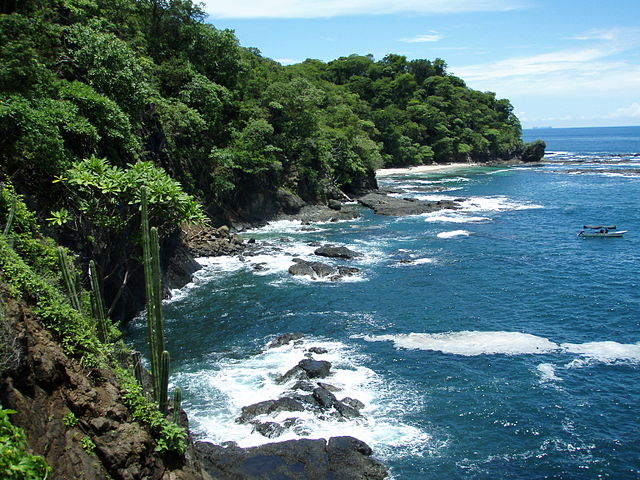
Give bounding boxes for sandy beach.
[376,163,478,177]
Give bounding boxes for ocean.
[126,125,640,479]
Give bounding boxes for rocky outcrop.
[276,188,307,214]
[182,224,245,258]
[288,259,360,281]
[314,245,364,259]
[0,289,389,480]
[276,204,360,223]
[268,333,305,349]
[195,436,388,480]
[358,192,460,216]
[0,289,209,480]
[214,333,387,479]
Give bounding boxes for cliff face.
[0,285,209,480]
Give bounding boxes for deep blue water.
[127,126,640,479]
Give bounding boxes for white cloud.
[451,31,640,98]
[400,32,445,43]
[204,0,523,19]
[607,102,640,119]
[275,58,302,65]
[568,27,640,44]
[451,28,640,127]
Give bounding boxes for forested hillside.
[1,0,543,224]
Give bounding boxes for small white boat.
[578,225,626,237]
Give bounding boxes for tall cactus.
[140,187,169,409]
[89,260,109,343]
[172,387,182,425]
[159,350,170,414]
[58,247,82,313]
[2,192,16,237]
[132,351,144,387]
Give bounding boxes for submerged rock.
[276,365,309,384]
[251,420,286,439]
[268,332,305,349]
[307,346,328,354]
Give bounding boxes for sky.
[203,0,640,128]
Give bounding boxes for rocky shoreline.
[151,183,468,478]
[193,333,388,479]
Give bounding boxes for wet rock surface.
[358,191,460,216]
[314,245,364,259]
[288,258,360,281]
[195,436,388,480]
[198,333,387,479]
[276,204,360,223]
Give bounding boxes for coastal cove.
[125,126,640,479]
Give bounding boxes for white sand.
[376,163,478,177]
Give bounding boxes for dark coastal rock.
[276,188,307,214]
[288,260,323,278]
[328,199,342,210]
[251,420,286,439]
[358,192,459,216]
[292,380,316,391]
[276,204,360,223]
[317,382,341,392]
[335,401,362,419]
[313,386,337,408]
[298,358,332,379]
[237,397,307,424]
[276,365,309,384]
[341,397,365,411]
[307,346,328,354]
[288,259,361,281]
[521,139,546,163]
[289,392,319,407]
[195,436,388,480]
[268,332,305,349]
[314,245,364,259]
[337,266,360,278]
[182,224,246,257]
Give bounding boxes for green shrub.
[116,368,186,454]
[0,406,52,479]
[0,237,105,364]
[63,412,78,427]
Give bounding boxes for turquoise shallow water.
[127,126,640,479]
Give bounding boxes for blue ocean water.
[127,126,640,479]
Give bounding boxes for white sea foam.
[457,195,543,212]
[392,257,435,267]
[242,219,311,236]
[562,341,640,366]
[437,230,471,238]
[359,331,560,356]
[177,337,434,459]
[425,214,491,223]
[537,363,562,382]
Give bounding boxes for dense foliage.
[0,0,542,223]
[0,186,187,456]
[0,406,52,480]
[0,184,108,362]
